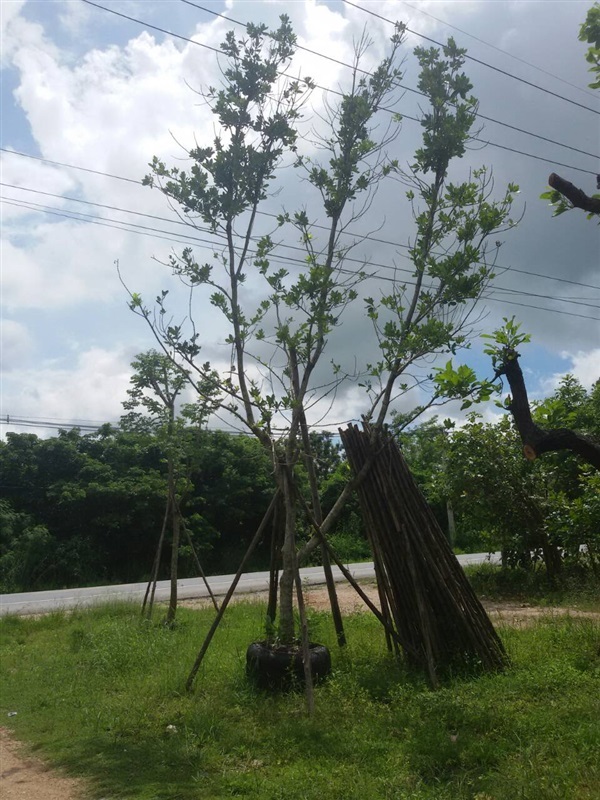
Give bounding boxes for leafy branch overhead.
[539,4,600,219]
[540,173,600,218]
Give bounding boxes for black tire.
[246,641,331,690]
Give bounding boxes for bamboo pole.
[142,494,170,618]
[185,492,279,691]
[179,513,220,613]
[339,423,508,682]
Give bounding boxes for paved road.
[0,552,500,616]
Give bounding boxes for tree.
[540,3,600,217]
[0,500,53,592]
[128,16,518,676]
[122,349,217,623]
[581,1,600,87]
[442,377,600,577]
[445,415,563,575]
[0,428,169,588]
[484,318,600,470]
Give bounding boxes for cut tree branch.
[548,173,600,215]
[497,352,600,470]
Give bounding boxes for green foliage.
[0,428,274,590]
[395,376,600,565]
[0,500,53,591]
[364,40,518,424]
[539,186,573,217]
[481,315,531,375]
[432,360,499,410]
[143,17,307,227]
[539,5,600,219]
[580,2,600,88]
[1,603,599,799]
[443,376,599,570]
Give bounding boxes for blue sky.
[1,0,599,436]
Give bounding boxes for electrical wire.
[78,0,598,176]
[3,171,600,293]
[3,195,599,322]
[0,414,350,435]
[341,0,600,116]
[399,0,598,100]
[4,191,600,313]
[180,0,599,162]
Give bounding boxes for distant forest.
[1,375,598,592]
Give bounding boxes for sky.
[1,0,599,439]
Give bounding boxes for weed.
[0,601,598,799]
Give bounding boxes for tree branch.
[497,352,600,470]
[548,172,600,215]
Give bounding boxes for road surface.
[0,552,500,616]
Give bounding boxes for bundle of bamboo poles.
[340,423,508,687]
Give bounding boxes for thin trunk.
[142,494,170,618]
[446,499,456,548]
[278,470,297,645]
[179,513,220,613]
[298,415,346,646]
[186,492,279,691]
[294,553,315,716]
[165,458,180,626]
[267,494,284,635]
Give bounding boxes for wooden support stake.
[185,492,279,692]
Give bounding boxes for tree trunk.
[165,459,180,627]
[446,499,456,548]
[278,470,297,645]
[548,172,600,215]
[266,493,284,635]
[142,494,170,619]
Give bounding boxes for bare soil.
[0,727,85,800]
[2,586,599,800]
[182,582,600,627]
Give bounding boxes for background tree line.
[1,374,597,593]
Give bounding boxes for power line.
[341,0,600,117]
[3,169,600,293]
[0,414,347,435]
[1,416,106,432]
[4,195,599,322]
[399,0,598,101]
[4,191,600,313]
[480,292,599,322]
[180,0,599,162]
[78,0,597,176]
[0,148,142,185]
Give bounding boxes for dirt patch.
[181,582,600,626]
[0,727,85,800]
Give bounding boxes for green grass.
[465,563,600,611]
[1,601,599,799]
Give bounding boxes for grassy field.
[465,563,600,611]
[1,594,599,800]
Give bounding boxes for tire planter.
[246,641,332,691]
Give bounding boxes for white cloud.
[1,0,597,435]
[557,348,600,390]
[1,219,171,310]
[0,0,31,66]
[1,345,137,424]
[0,318,34,371]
